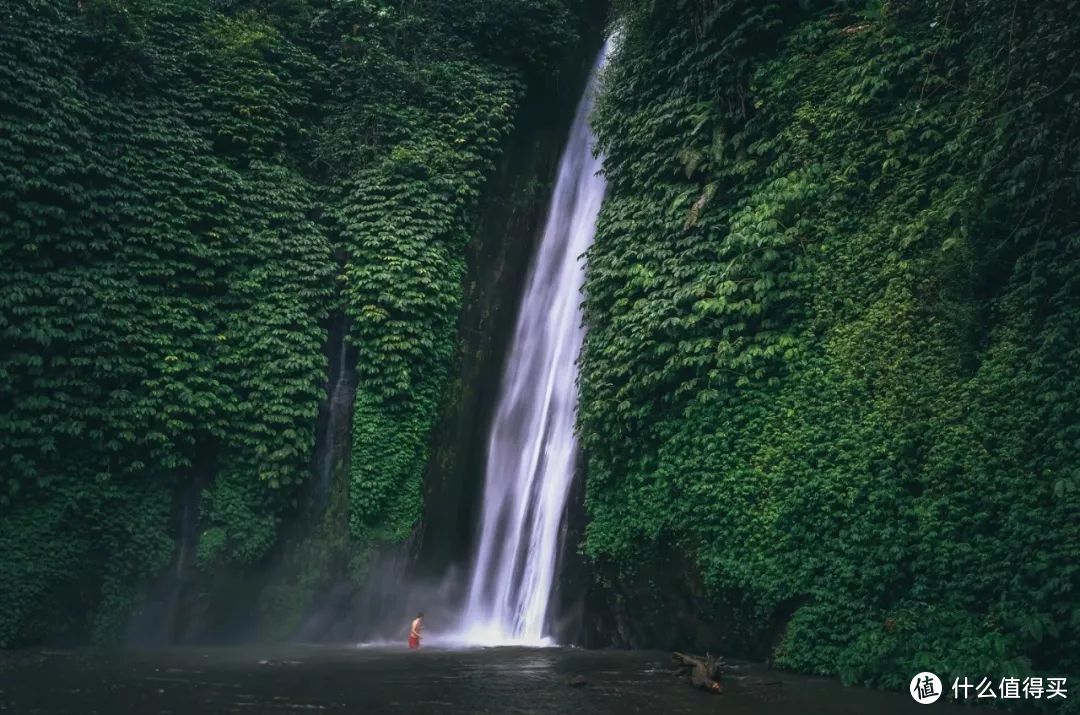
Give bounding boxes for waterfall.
[454,41,610,646]
[312,312,354,516]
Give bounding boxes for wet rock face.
[578,542,783,660]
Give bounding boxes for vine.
[583,0,1079,694]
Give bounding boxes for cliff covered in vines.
[0,0,594,645]
[582,0,1079,691]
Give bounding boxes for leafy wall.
[582,0,1079,691]
[0,0,590,645]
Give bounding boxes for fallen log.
[672,652,724,694]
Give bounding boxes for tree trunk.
[672,652,724,694]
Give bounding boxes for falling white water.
[453,41,611,647]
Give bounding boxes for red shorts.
[408,635,420,649]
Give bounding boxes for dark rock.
[568,675,587,687]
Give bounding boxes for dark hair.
[417,612,424,618]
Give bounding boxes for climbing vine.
[582,0,1079,696]
[0,0,586,645]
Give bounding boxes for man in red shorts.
[408,612,424,649]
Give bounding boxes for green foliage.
[335,57,518,546]
[433,0,577,70]
[583,0,1079,695]
[0,0,333,644]
[0,0,586,644]
[0,476,173,646]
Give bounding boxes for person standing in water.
[408,612,424,649]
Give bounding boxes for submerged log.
[672,652,724,694]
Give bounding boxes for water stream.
[309,311,356,517]
[453,42,610,646]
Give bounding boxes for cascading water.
[454,41,610,646]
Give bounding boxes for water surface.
[0,645,987,714]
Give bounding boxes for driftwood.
[672,652,724,694]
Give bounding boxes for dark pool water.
[0,645,990,714]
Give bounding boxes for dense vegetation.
[3,0,1078,703]
[581,0,1079,694]
[0,0,588,645]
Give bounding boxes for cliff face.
[579,0,1079,686]
[0,0,607,646]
